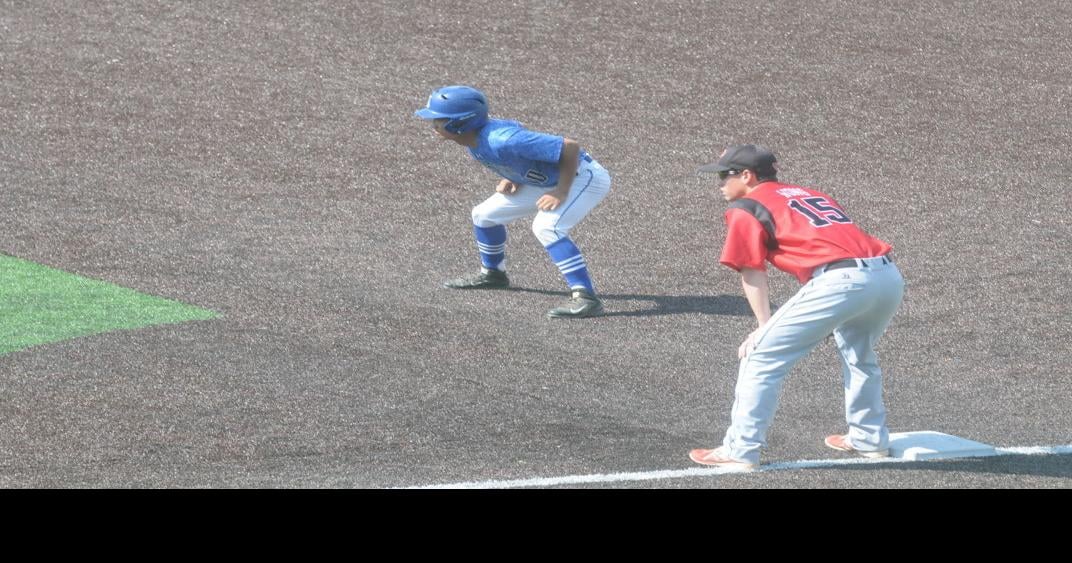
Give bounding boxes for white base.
[888,431,997,461]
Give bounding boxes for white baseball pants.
[471,158,611,246]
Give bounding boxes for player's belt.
[822,254,893,273]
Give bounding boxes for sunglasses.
[717,169,742,181]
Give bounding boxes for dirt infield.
[1,1,1070,487]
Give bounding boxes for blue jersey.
[468,119,582,188]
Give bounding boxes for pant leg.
[469,187,543,270]
[530,161,611,292]
[832,264,904,451]
[530,162,611,246]
[471,188,542,228]
[722,279,853,464]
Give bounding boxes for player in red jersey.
[689,145,904,471]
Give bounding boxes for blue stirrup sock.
[474,224,507,271]
[545,237,595,294]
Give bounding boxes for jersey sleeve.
[500,128,564,163]
[719,207,770,271]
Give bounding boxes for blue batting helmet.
[415,85,489,134]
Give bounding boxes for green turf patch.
[0,255,218,356]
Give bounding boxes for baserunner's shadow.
[506,287,753,318]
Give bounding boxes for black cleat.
[547,288,604,319]
[443,269,510,289]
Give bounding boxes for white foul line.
[404,444,1072,489]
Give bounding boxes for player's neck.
[745,180,775,195]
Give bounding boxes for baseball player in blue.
[415,85,611,318]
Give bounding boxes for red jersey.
[719,182,892,283]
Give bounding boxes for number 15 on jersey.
[788,197,852,227]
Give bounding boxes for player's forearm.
[740,268,772,326]
[553,139,581,196]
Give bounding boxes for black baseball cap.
[698,144,777,173]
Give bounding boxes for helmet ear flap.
[443,118,465,134]
[444,111,479,134]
